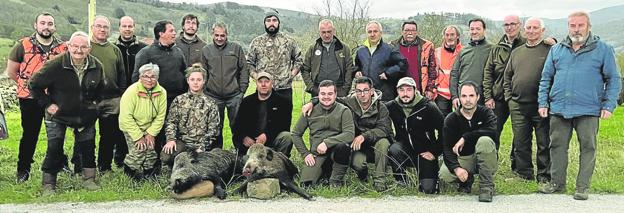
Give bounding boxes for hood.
[345,89,383,116]
[115,35,140,46]
[561,31,599,52]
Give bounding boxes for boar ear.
[266,149,274,161]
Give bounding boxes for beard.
[569,33,587,44]
[37,30,53,39]
[265,25,280,35]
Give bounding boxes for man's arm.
[289,38,303,76]
[202,101,221,148]
[6,42,25,82]
[461,108,498,148]
[360,104,393,143]
[246,41,259,78]
[383,49,407,78]
[426,44,438,93]
[482,49,496,102]
[429,102,446,156]
[343,46,355,92]
[291,114,311,158]
[300,45,315,93]
[442,115,461,171]
[164,98,181,142]
[601,45,622,113]
[236,44,250,94]
[538,47,556,109]
[115,47,127,91]
[132,48,148,82]
[450,52,462,100]
[503,54,515,102]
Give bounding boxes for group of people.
[4,9,620,203]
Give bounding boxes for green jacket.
[301,36,354,94]
[175,33,207,65]
[483,35,525,101]
[201,41,249,98]
[450,39,493,99]
[292,102,355,158]
[337,89,393,144]
[119,82,168,141]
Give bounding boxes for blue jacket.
[355,39,407,101]
[538,33,621,119]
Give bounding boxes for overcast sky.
[162,0,622,20]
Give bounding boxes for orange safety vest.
[435,43,463,100]
[17,36,66,98]
[419,40,434,94]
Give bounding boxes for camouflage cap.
[396,77,417,88]
[256,72,273,81]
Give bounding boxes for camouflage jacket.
[247,32,303,90]
[165,92,220,151]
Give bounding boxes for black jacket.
[132,42,188,100]
[29,52,104,128]
[386,98,444,156]
[442,105,498,171]
[115,35,147,88]
[232,91,292,150]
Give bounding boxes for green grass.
[1,81,623,204]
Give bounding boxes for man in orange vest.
[390,21,437,100]
[5,12,68,183]
[434,25,463,116]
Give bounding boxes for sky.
[161,0,623,20]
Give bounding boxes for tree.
[312,0,371,48]
[417,13,446,47]
[114,8,126,19]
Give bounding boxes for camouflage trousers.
[123,132,158,173]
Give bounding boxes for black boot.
[42,172,57,195]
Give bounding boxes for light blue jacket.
[538,33,621,119]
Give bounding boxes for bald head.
[503,15,521,40]
[119,16,136,41]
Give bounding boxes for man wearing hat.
[386,77,445,194]
[232,72,293,156]
[246,9,303,104]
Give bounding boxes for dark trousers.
[509,100,550,181]
[17,98,45,172]
[491,99,510,168]
[210,94,243,149]
[97,114,126,171]
[42,120,96,174]
[389,142,439,181]
[434,96,453,117]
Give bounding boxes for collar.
[469,38,486,46]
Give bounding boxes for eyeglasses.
[354,89,371,95]
[503,22,519,27]
[140,75,157,81]
[94,24,110,30]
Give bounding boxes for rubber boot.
[42,172,57,196]
[82,168,100,190]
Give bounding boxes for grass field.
[0,81,623,204]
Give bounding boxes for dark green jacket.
[29,52,104,128]
[292,102,355,158]
[201,41,249,98]
[338,89,393,144]
[450,39,493,100]
[175,33,207,65]
[483,35,525,101]
[301,36,354,95]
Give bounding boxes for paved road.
[1,194,622,212]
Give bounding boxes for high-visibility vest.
[17,36,66,98]
[435,43,463,100]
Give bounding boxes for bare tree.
[312,0,371,48]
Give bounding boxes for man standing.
[537,11,621,200]
[387,77,445,194]
[89,16,127,172]
[5,13,67,183]
[301,19,354,97]
[247,10,303,103]
[232,72,293,157]
[201,22,249,149]
[440,81,498,202]
[291,80,354,186]
[354,21,407,102]
[390,21,437,100]
[450,18,493,109]
[30,31,104,194]
[132,20,187,158]
[176,14,206,65]
[116,16,147,88]
[503,17,552,183]
[434,25,463,116]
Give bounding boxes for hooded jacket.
[538,32,621,118]
[29,52,104,128]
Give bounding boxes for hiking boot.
[42,172,57,196]
[573,188,589,200]
[373,181,389,192]
[16,170,30,183]
[538,182,565,194]
[329,163,349,187]
[512,170,534,181]
[82,168,100,191]
[478,188,494,202]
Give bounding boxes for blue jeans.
[41,120,96,174]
